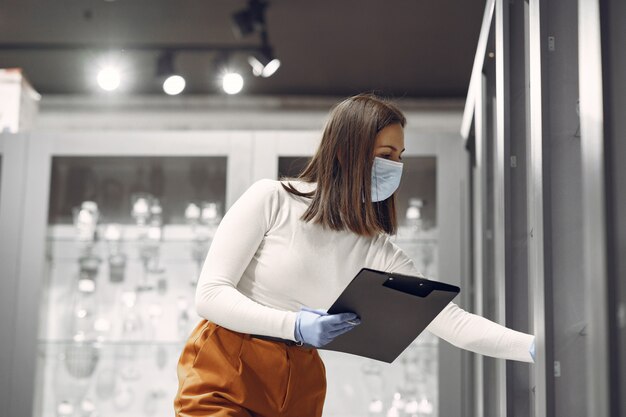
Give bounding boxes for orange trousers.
[174,319,327,417]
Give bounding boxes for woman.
[174,93,536,417]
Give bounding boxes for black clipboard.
[319,267,460,363]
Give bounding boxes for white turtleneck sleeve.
[383,239,535,363]
[195,179,299,341]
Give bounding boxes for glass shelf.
[38,340,186,346]
[36,337,438,417]
[46,224,439,243]
[37,338,438,348]
[36,340,182,417]
[46,224,218,241]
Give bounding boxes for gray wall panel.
[600,0,625,414]
[483,55,499,417]
[545,1,587,416]
[578,0,612,414]
[0,135,29,414]
[506,2,532,416]
[8,135,52,417]
[437,134,469,417]
[527,0,556,415]
[471,73,488,417]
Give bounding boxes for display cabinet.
[38,157,230,417]
[2,131,253,417]
[1,129,466,417]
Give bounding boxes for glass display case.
[0,131,251,417]
[37,156,228,417]
[1,129,465,417]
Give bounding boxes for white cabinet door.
[251,130,321,180]
[3,130,256,417]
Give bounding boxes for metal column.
[472,72,488,417]
[599,0,626,414]
[0,135,30,415]
[493,2,510,413]
[505,1,534,415]
[527,1,555,416]
[578,0,611,415]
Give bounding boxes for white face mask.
[365,156,403,202]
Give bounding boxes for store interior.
[0,1,624,417]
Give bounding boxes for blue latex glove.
[529,338,536,362]
[294,306,361,347]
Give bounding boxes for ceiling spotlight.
[231,0,267,38]
[248,46,280,77]
[163,75,186,95]
[157,51,185,95]
[97,66,121,91]
[222,72,244,95]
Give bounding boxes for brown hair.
[280,92,406,237]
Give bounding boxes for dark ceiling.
[0,0,486,98]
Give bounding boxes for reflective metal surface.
[578,0,611,415]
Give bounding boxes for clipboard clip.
[382,275,434,298]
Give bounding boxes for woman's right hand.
[294,306,361,347]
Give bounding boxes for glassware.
[112,382,134,411]
[201,201,222,227]
[399,342,421,398]
[73,201,100,242]
[189,237,210,286]
[64,342,100,379]
[386,391,406,417]
[130,193,152,227]
[116,289,143,380]
[138,225,162,288]
[104,224,127,284]
[416,396,434,415]
[142,389,166,416]
[53,342,95,416]
[78,398,96,417]
[177,296,191,340]
[186,201,216,286]
[150,199,163,227]
[361,359,385,416]
[120,291,143,341]
[95,367,117,401]
[405,198,424,233]
[155,267,168,296]
[421,242,435,278]
[155,345,168,370]
[79,251,101,282]
[56,399,74,417]
[108,253,127,284]
[142,283,164,342]
[184,203,201,225]
[72,273,97,342]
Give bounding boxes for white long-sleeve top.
[195,179,535,363]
